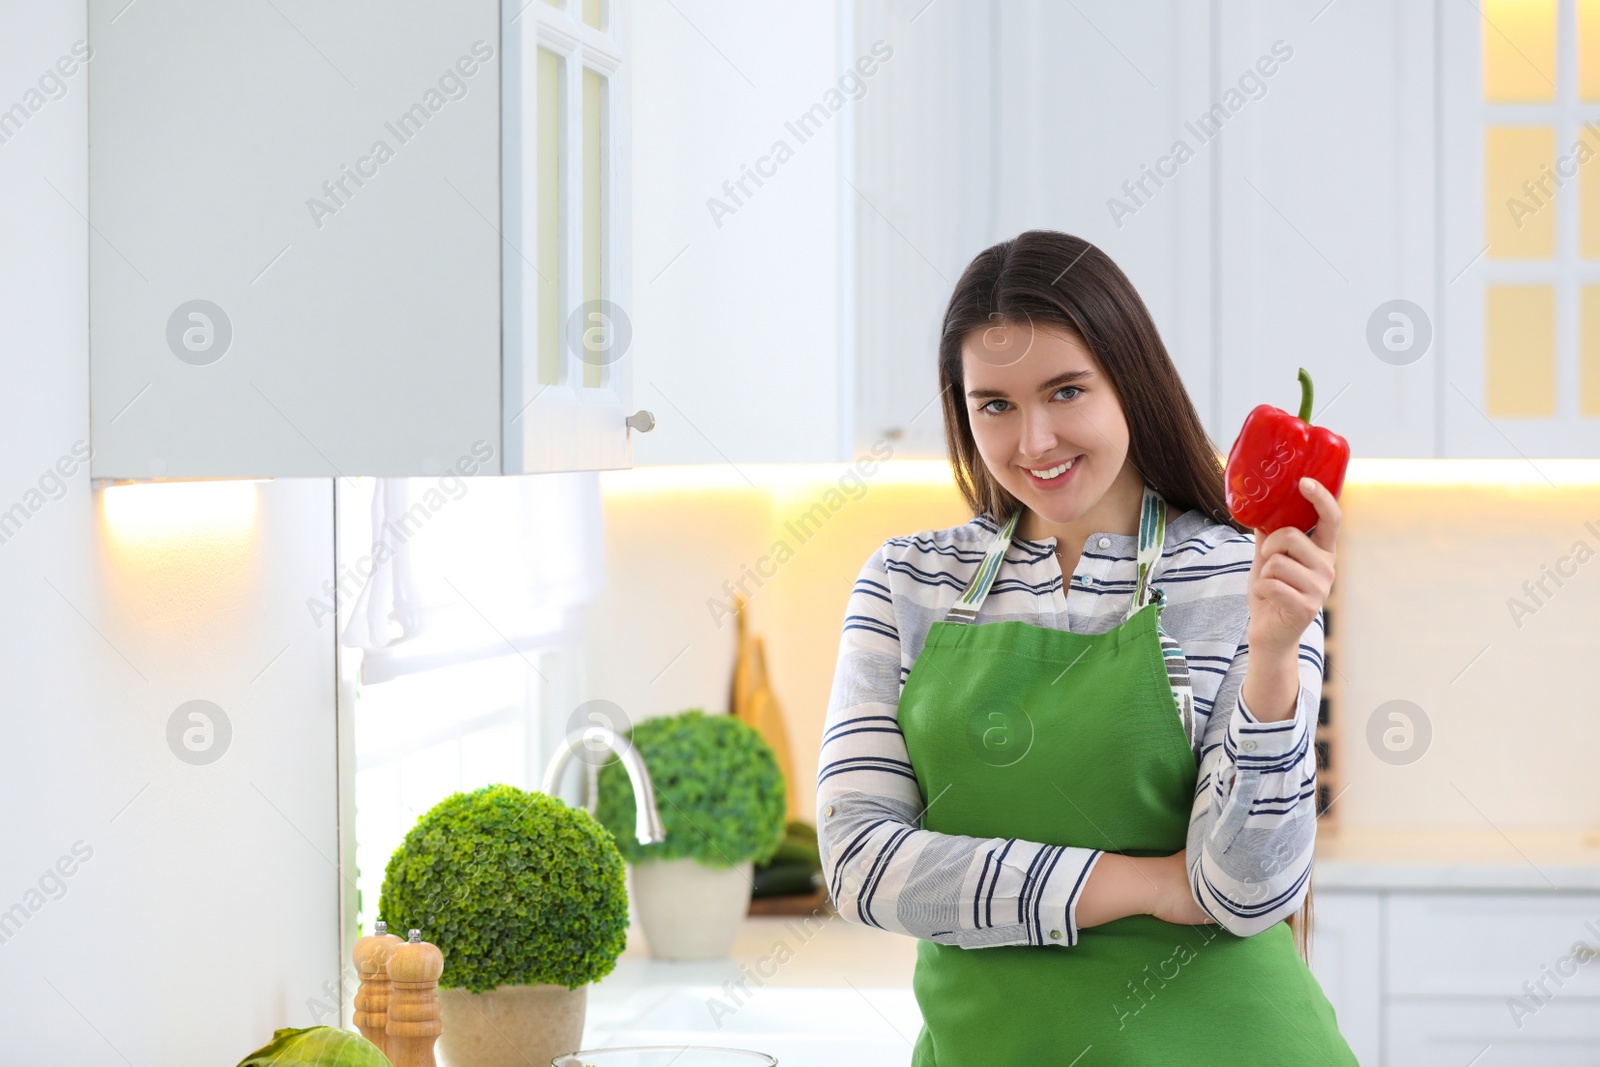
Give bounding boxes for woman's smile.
[1019,453,1084,489]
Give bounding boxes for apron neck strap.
[946,483,1169,625]
[1130,481,1169,619]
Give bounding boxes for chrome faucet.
[540,724,666,845]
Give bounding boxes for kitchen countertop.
[1312,824,1600,890]
[580,915,918,1065]
[598,909,916,992]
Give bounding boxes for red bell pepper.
[1224,367,1349,535]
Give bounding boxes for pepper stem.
[1296,367,1314,423]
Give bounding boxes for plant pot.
[435,983,586,1067]
[633,857,754,960]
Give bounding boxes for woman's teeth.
[1026,457,1077,480]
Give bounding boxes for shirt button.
[824,804,835,818]
[1049,929,1062,941]
[1241,739,1258,753]
[1097,537,1111,549]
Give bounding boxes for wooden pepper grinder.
[353,920,404,1056]
[385,928,445,1067]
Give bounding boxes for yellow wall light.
[1343,458,1600,487]
[99,478,262,541]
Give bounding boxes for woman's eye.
[977,388,1079,416]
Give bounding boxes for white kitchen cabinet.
[1309,889,1383,1067]
[1386,1000,1600,1066]
[627,1,1220,466]
[1307,881,1600,1064]
[628,2,1462,466]
[635,1,1595,467]
[625,0,851,466]
[88,0,640,479]
[848,0,1218,460]
[846,1,1447,462]
[1386,891,1600,999]
[1384,891,1600,1065]
[1217,0,1600,460]
[1214,0,1438,459]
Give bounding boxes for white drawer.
[1387,998,1600,1066]
[1386,892,1600,998]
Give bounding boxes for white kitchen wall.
[0,3,340,1063]
[1332,474,1600,830]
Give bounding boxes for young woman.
[816,230,1357,1063]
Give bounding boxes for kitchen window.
[351,653,547,932]
[334,469,605,934]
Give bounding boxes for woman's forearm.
[1073,853,1157,929]
[1239,641,1300,724]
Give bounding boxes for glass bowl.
[552,1047,778,1067]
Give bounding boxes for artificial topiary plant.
[378,783,628,993]
[594,708,787,867]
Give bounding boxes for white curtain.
[342,471,605,684]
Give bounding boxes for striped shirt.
[816,505,1324,948]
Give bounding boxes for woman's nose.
[1020,409,1059,458]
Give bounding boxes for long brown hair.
[935,228,1314,963]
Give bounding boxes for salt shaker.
[353,920,404,1055]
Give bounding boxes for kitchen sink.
[580,985,922,1067]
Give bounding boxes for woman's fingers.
[1254,493,1338,583]
[1249,574,1308,633]
[1246,482,1340,650]
[1298,476,1342,553]
[1259,551,1320,599]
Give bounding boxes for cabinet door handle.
[625,409,656,433]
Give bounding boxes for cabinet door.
[1385,891,1600,1062]
[1216,0,1437,458]
[1308,889,1382,1066]
[625,0,846,465]
[89,0,503,479]
[1387,1000,1600,1066]
[1439,0,1600,457]
[503,0,636,474]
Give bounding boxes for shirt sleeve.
[1185,608,1324,936]
[816,543,1107,948]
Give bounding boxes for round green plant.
[595,709,786,867]
[378,783,628,993]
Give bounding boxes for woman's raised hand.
[1246,476,1341,656]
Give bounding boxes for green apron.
[898,483,1357,1065]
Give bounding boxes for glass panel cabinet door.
[1443,0,1600,456]
[503,0,634,474]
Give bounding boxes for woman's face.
[960,318,1132,528]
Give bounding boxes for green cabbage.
[234,1026,388,1066]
